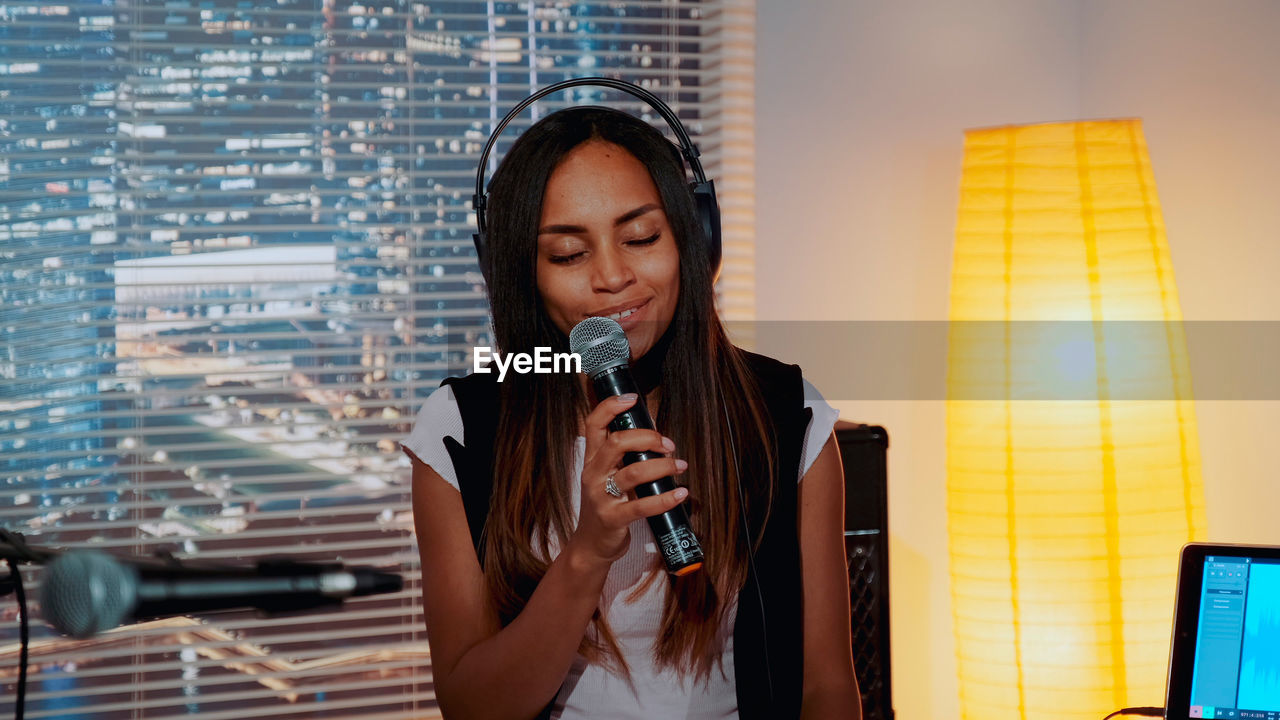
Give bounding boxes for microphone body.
[571,317,704,576]
[592,364,704,575]
[40,549,403,638]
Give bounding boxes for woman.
[403,106,859,719]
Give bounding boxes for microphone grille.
[569,317,631,376]
[40,549,137,639]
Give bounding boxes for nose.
[590,244,635,294]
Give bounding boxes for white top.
[403,378,839,720]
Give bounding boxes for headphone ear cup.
[472,231,490,286]
[690,179,722,279]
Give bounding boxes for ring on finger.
[604,473,624,499]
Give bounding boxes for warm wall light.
[946,120,1206,720]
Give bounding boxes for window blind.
[0,1,755,718]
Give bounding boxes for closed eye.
[547,251,585,265]
[627,233,661,247]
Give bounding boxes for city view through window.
[0,1,750,716]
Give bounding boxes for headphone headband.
[471,77,721,283]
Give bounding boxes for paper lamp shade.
[946,120,1206,720]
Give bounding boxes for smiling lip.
[589,298,651,328]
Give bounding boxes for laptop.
[1166,543,1280,720]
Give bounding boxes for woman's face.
[536,140,680,361]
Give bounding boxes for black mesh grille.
[838,423,893,720]
[848,534,890,720]
[41,549,136,639]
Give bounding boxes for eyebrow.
[537,203,660,235]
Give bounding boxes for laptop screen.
[1188,555,1280,719]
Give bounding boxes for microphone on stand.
[40,549,403,639]
[569,316,704,576]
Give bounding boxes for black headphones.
[471,77,722,285]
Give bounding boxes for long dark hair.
[481,106,776,682]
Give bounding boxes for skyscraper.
[1,0,120,515]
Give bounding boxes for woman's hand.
[568,393,690,568]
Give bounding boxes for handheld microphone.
[39,549,403,639]
[569,316,704,576]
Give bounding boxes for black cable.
[1102,707,1164,719]
[5,559,29,720]
[1,529,49,720]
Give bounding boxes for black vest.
[438,350,810,720]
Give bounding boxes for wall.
[1078,0,1280,546]
[755,1,1280,718]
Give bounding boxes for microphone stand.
[1,531,403,720]
[0,529,43,720]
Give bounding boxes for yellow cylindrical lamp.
[946,119,1206,720]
